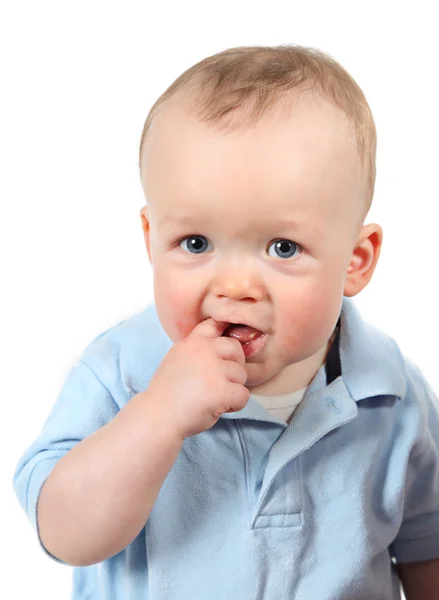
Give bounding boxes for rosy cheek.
[278,289,330,345]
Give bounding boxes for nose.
[210,261,266,302]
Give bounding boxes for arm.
[390,364,439,596]
[37,390,183,567]
[398,559,439,600]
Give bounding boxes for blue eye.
[267,239,301,259]
[179,235,211,254]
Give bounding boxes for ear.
[343,223,383,297]
[140,205,152,263]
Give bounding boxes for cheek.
[276,277,343,354]
[153,269,200,341]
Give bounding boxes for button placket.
[250,380,358,528]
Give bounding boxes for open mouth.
[222,324,263,343]
[222,324,267,358]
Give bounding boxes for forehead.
[141,95,363,226]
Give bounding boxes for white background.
[1,1,437,598]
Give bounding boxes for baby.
[13,45,439,599]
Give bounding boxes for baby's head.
[138,45,382,395]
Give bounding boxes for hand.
[146,318,250,439]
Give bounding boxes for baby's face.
[140,95,367,395]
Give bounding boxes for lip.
[241,333,268,359]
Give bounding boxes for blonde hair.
[139,44,377,216]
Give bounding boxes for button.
[326,397,340,412]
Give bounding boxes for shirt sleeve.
[12,359,120,564]
[390,368,439,563]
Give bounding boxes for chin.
[244,364,275,388]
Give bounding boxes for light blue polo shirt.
[13,298,439,599]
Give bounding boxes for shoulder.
[401,356,439,451]
[78,304,172,402]
[82,304,170,356]
[341,300,438,446]
[365,328,438,456]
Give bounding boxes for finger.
[189,317,230,339]
[223,359,248,385]
[223,382,251,413]
[212,336,246,366]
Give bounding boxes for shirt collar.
[338,297,406,402]
[221,297,407,422]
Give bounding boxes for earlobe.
[140,206,152,263]
[343,223,383,297]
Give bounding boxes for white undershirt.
[250,386,308,423]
